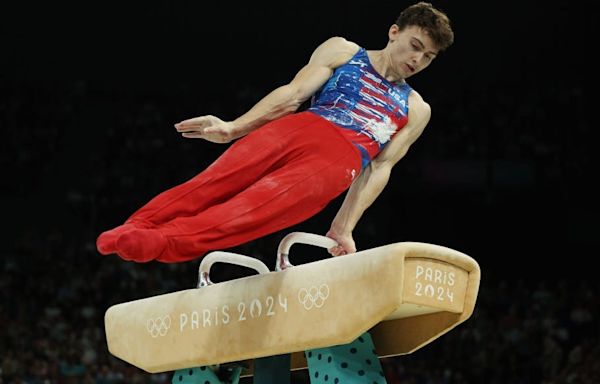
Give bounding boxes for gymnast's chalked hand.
[325,229,356,256]
[175,115,241,144]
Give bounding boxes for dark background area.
[1,0,599,383]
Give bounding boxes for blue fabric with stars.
[305,331,387,384]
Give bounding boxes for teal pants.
[305,332,387,384]
[171,332,386,383]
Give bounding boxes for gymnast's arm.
[174,37,359,143]
[327,92,431,256]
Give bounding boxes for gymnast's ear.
[388,23,401,43]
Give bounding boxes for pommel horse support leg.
[104,232,481,383]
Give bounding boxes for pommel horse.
[105,232,481,383]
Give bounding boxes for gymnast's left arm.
[327,93,431,256]
[174,37,358,144]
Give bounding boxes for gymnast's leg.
[144,148,358,262]
[96,112,320,257]
[109,113,362,263]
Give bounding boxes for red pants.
[97,112,362,263]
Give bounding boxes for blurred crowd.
[1,71,597,383]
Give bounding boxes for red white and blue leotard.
[309,47,413,168]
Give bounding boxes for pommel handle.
[198,251,270,287]
[276,232,338,271]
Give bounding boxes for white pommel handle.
[198,251,270,287]
[276,232,338,271]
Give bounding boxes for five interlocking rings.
[146,315,171,337]
[298,284,330,310]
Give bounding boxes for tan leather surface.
[105,242,480,374]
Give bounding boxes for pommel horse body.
[104,232,481,382]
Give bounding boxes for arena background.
[1,1,598,382]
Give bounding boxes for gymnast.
[96,2,454,263]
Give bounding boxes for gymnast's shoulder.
[408,89,431,120]
[310,36,360,67]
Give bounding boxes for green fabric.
[305,332,387,384]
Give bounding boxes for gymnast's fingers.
[329,245,346,257]
[175,116,213,131]
[181,131,204,139]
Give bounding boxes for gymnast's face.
[387,24,438,79]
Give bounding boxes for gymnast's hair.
[396,2,454,51]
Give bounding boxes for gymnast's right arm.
[327,93,431,256]
[174,37,359,144]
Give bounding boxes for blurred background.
[1,0,598,383]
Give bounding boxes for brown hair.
[395,2,454,51]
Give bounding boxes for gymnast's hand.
[325,229,356,256]
[174,115,240,144]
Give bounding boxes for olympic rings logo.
[146,315,171,338]
[298,284,330,310]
